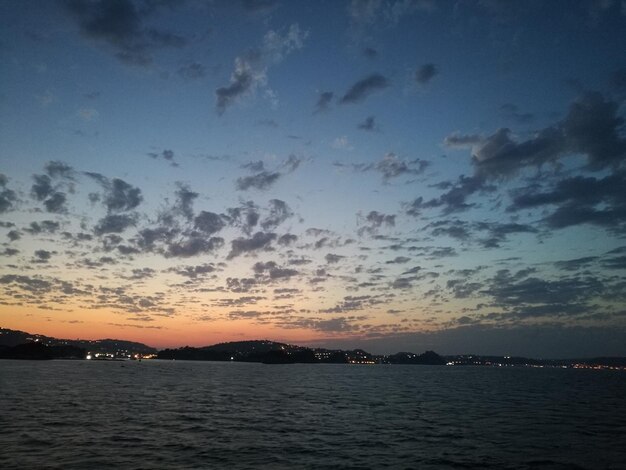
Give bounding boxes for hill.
[0,328,157,356]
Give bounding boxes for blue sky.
[1,0,625,356]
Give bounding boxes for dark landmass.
[0,327,156,357]
[2,328,625,368]
[0,341,85,360]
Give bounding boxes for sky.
[1,0,625,357]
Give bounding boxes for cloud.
[94,214,137,235]
[224,201,260,235]
[173,183,198,221]
[335,152,428,182]
[483,269,603,315]
[236,171,281,191]
[63,0,186,66]
[261,199,293,230]
[194,211,226,234]
[0,174,17,213]
[215,59,256,115]
[315,91,334,113]
[24,220,60,235]
[228,231,277,259]
[45,161,74,179]
[148,149,178,167]
[325,253,344,264]
[508,171,626,233]
[357,210,395,236]
[405,175,495,215]
[278,233,298,246]
[358,116,377,131]
[86,174,143,213]
[166,236,224,258]
[253,261,299,280]
[215,24,307,114]
[340,73,389,104]
[415,63,438,84]
[31,173,68,213]
[105,178,143,212]
[33,249,53,263]
[445,92,626,179]
[168,263,216,279]
[236,155,302,191]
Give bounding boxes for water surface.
[1,360,625,469]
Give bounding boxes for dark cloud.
[166,236,224,258]
[215,24,307,114]
[241,160,265,172]
[31,174,54,201]
[261,199,293,230]
[602,255,626,270]
[415,63,438,84]
[0,174,17,213]
[325,253,344,264]
[443,133,483,147]
[106,178,142,212]
[7,230,21,241]
[253,261,299,280]
[446,92,626,178]
[340,73,389,104]
[315,91,334,113]
[236,171,281,191]
[406,175,495,215]
[475,222,538,248]
[375,153,428,181]
[168,263,215,279]
[554,256,598,271]
[484,269,603,309]
[228,232,277,259]
[44,192,67,213]
[335,153,428,182]
[216,65,254,115]
[358,210,395,236]
[33,250,53,263]
[358,116,377,131]
[194,211,226,234]
[63,0,186,66]
[278,233,298,246]
[45,161,74,179]
[148,149,178,167]
[508,171,626,233]
[226,201,260,235]
[174,183,198,221]
[283,154,302,173]
[0,248,19,257]
[24,220,60,235]
[94,214,136,235]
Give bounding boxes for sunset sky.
[1,0,625,357]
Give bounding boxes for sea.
[1,360,625,469]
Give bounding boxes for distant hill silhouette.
[0,341,85,360]
[0,327,156,355]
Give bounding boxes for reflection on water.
[1,360,625,469]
